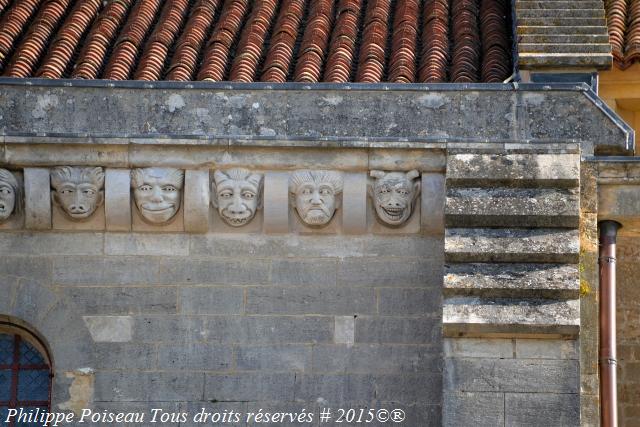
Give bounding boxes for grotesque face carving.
[370,170,421,227]
[290,170,343,227]
[50,166,104,220]
[0,169,20,222]
[211,168,263,227]
[131,168,184,224]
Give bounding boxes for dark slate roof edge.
[0,77,589,92]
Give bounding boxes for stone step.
[518,52,613,68]
[445,228,579,263]
[517,17,607,26]
[518,43,612,54]
[517,9,605,18]
[444,263,579,299]
[445,187,579,228]
[446,154,579,189]
[518,34,611,44]
[516,1,606,10]
[517,26,609,35]
[443,297,580,337]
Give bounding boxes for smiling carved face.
[212,169,263,227]
[371,170,421,227]
[132,168,184,224]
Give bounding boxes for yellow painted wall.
[599,64,640,155]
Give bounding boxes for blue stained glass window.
[0,335,12,365]
[18,342,44,366]
[17,371,49,402]
[0,370,11,401]
[0,407,10,423]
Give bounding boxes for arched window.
[0,324,52,427]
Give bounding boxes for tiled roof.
[605,0,640,69]
[0,0,512,83]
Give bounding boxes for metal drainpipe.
[599,220,621,427]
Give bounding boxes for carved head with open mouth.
[290,170,343,227]
[370,170,421,227]
[0,169,20,222]
[212,168,263,227]
[51,166,104,220]
[131,168,184,224]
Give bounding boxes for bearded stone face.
[212,169,263,227]
[51,166,104,220]
[370,170,421,227]
[0,169,18,222]
[290,170,343,227]
[131,168,184,224]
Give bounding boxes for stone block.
[443,338,513,359]
[375,373,442,402]
[236,344,311,372]
[443,392,504,427]
[53,256,160,285]
[105,168,131,231]
[105,233,189,256]
[378,288,441,315]
[445,228,580,263]
[355,317,441,344]
[205,373,296,402]
[338,258,442,287]
[263,171,289,233]
[444,263,580,299]
[23,167,51,230]
[362,235,443,257]
[311,344,441,373]
[293,374,375,404]
[160,258,269,285]
[10,277,58,324]
[157,342,233,371]
[334,316,355,344]
[445,187,579,228]
[270,259,337,286]
[342,172,367,234]
[0,256,50,281]
[133,316,208,343]
[598,184,640,234]
[184,169,210,233]
[515,338,578,359]
[203,316,334,344]
[178,286,244,315]
[443,297,580,337]
[504,393,579,427]
[64,287,177,315]
[83,316,133,342]
[0,232,104,255]
[94,372,204,402]
[446,153,580,188]
[445,358,579,393]
[422,173,445,236]
[245,286,376,315]
[92,343,158,370]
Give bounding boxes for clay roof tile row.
[605,0,640,69]
[0,0,512,83]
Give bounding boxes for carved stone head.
[211,168,263,227]
[290,170,343,227]
[370,170,421,227]
[131,168,184,224]
[50,166,104,220]
[0,169,21,222]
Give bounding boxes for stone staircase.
[443,153,581,337]
[515,0,612,69]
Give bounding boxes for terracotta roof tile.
[0,0,512,83]
[605,0,640,69]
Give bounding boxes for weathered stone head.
[50,166,104,220]
[0,168,21,222]
[370,170,421,226]
[211,168,263,227]
[290,170,343,227]
[131,168,184,224]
